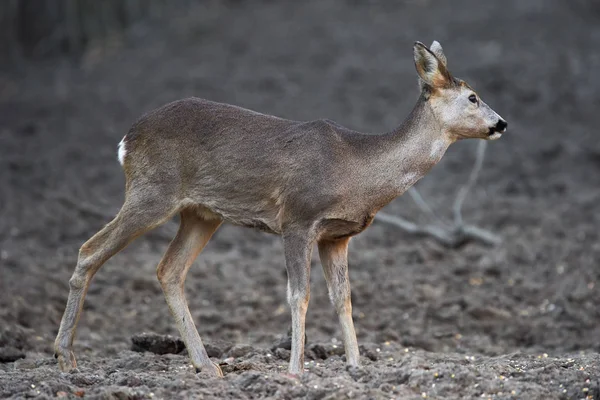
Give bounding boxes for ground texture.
[1,0,600,398]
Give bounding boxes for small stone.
[0,347,26,363]
[274,348,290,361]
[227,344,253,358]
[311,344,328,360]
[131,332,185,355]
[359,345,379,362]
[271,336,292,351]
[331,345,345,357]
[221,361,258,374]
[271,328,308,352]
[346,365,368,381]
[13,358,36,370]
[468,306,511,320]
[204,343,223,358]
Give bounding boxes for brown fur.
[54,41,506,376]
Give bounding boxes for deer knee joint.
[68,257,94,290]
[287,289,310,311]
[328,283,351,313]
[337,296,352,315]
[68,274,86,291]
[330,293,351,312]
[156,266,181,288]
[156,267,167,284]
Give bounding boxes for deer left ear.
[430,40,447,67]
[413,41,451,90]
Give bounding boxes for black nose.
[495,119,507,132]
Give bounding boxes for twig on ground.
[375,141,501,248]
[374,212,468,247]
[453,140,487,226]
[407,187,450,226]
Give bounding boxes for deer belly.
[194,190,284,234]
[215,205,283,235]
[237,218,281,234]
[318,214,375,240]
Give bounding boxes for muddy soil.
[1,0,600,398]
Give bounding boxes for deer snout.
[488,119,507,138]
[486,118,507,140]
[495,119,507,133]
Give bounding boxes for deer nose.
[495,119,507,133]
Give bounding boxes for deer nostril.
[496,119,507,132]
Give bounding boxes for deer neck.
[376,94,453,194]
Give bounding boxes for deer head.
[414,41,507,140]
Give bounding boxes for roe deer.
[54,41,507,376]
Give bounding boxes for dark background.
[1,1,600,398]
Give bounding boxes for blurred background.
[1,0,600,367]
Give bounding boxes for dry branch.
[375,141,501,248]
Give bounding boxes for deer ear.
[413,41,451,90]
[430,40,447,67]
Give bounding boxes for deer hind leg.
[156,209,222,377]
[54,194,178,372]
[317,237,360,366]
[282,228,316,375]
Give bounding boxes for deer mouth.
[487,129,503,140]
[487,125,505,140]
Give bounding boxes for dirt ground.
[2,0,600,398]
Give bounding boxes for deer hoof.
[195,362,223,378]
[281,372,301,380]
[55,348,77,372]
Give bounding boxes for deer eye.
[468,94,478,104]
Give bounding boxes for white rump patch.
[117,137,127,166]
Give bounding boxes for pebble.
[131,332,185,355]
[0,347,26,363]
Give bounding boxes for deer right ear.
[413,41,450,90]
